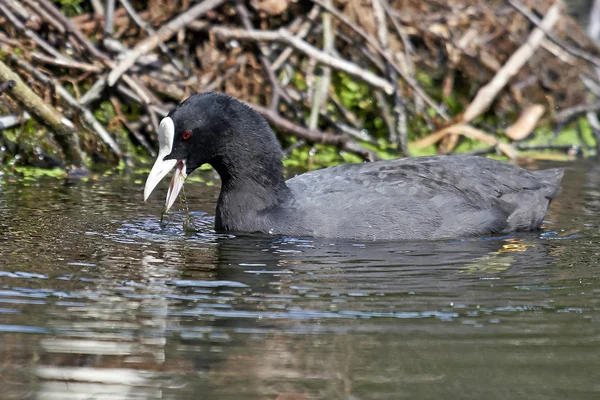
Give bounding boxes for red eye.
[182,131,192,141]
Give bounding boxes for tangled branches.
[0,0,599,173]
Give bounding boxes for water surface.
[0,161,599,399]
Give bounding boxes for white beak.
[144,117,188,212]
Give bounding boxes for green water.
[0,160,599,399]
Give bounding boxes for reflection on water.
[0,161,599,399]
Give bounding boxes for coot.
[144,92,564,240]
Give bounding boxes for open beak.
[143,117,188,213]
[164,160,187,211]
[144,158,187,212]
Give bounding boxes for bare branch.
[508,0,600,69]
[310,0,449,120]
[107,0,226,86]
[0,59,87,168]
[250,103,377,161]
[10,55,123,158]
[463,1,561,122]
[212,26,395,94]
[413,123,518,159]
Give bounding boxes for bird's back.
[284,156,564,240]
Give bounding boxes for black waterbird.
[144,92,564,241]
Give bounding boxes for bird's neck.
[211,153,292,232]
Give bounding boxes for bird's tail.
[533,168,565,200]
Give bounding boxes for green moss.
[283,142,363,170]
[578,119,598,147]
[56,0,87,16]
[291,71,308,91]
[186,175,205,183]
[442,94,465,115]
[116,159,126,172]
[406,142,436,157]
[64,81,77,98]
[519,118,596,153]
[93,102,116,125]
[12,166,66,179]
[416,71,435,88]
[339,151,363,164]
[122,103,143,120]
[2,129,17,142]
[453,137,499,154]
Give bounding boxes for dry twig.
[462,1,561,122]
[212,26,395,94]
[413,123,518,159]
[107,0,226,86]
[0,59,86,168]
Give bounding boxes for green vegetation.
[58,0,88,16]
[0,0,598,181]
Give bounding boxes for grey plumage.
[277,156,564,240]
[153,92,565,241]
